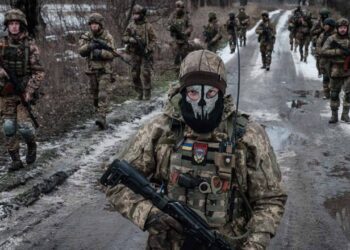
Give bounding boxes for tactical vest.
[167,115,249,228]
[1,37,30,95]
[204,23,218,42]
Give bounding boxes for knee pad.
[330,91,339,101]
[3,119,16,137]
[18,122,35,141]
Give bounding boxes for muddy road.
[1,9,350,250]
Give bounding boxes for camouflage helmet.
[229,12,235,18]
[261,11,269,17]
[239,7,245,11]
[323,18,336,28]
[319,8,330,16]
[133,4,147,15]
[208,12,217,20]
[3,9,27,27]
[176,1,185,8]
[179,50,227,94]
[336,18,349,28]
[88,13,104,28]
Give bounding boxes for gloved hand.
[89,41,100,51]
[145,208,184,249]
[92,49,102,59]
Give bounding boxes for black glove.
[92,49,102,59]
[89,41,100,51]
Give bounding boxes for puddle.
[287,99,308,109]
[324,192,350,240]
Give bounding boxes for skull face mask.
[179,84,224,134]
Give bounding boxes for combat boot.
[300,55,303,62]
[95,115,107,130]
[230,48,235,54]
[26,141,37,164]
[243,39,246,46]
[323,90,330,100]
[8,150,24,172]
[266,65,270,71]
[304,57,307,63]
[290,44,293,51]
[144,89,151,101]
[341,107,350,123]
[261,64,266,69]
[329,109,338,124]
[135,88,143,100]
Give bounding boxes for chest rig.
[1,37,30,95]
[167,115,249,228]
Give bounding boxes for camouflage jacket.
[78,29,115,74]
[316,30,335,74]
[0,32,44,98]
[294,17,313,37]
[237,12,250,28]
[255,20,276,44]
[226,18,240,35]
[167,12,193,44]
[203,20,222,44]
[321,33,350,77]
[122,20,157,56]
[107,92,287,250]
[311,19,324,39]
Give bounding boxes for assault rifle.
[330,40,350,72]
[203,26,212,43]
[91,38,131,66]
[169,24,187,41]
[100,159,234,250]
[129,34,153,61]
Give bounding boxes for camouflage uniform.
[226,13,240,54]
[0,9,44,171]
[311,8,331,76]
[167,1,193,65]
[78,13,115,129]
[203,13,222,53]
[255,12,276,71]
[294,12,313,63]
[123,4,157,101]
[321,18,350,123]
[106,50,287,250]
[288,7,303,51]
[237,8,250,47]
[316,18,336,99]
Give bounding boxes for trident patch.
[192,142,208,165]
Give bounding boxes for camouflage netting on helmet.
[179,50,227,94]
[3,9,27,27]
[336,18,349,28]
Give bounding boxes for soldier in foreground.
[237,7,250,47]
[0,9,44,171]
[167,0,193,66]
[123,4,157,101]
[321,18,350,124]
[316,18,336,99]
[203,12,222,53]
[78,13,115,130]
[226,12,240,54]
[105,50,287,249]
[255,11,276,71]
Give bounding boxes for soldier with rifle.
[203,12,223,53]
[167,0,193,66]
[78,12,116,130]
[237,7,250,47]
[226,12,240,54]
[0,9,44,171]
[103,50,287,250]
[123,4,157,101]
[255,11,276,71]
[321,18,350,123]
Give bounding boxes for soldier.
[294,10,313,63]
[288,6,303,52]
[203,12,222,53]
[237,7,250,47]
[255,11,276,71]
[167,0,193,66]
[311,8,331,76]
[321,18,350,123]
[78,13,115,130]
[316,18,336,99]
[123,4,157,101]
[106,50,287,250]
[0,9,44,171]
[226,12,240,54]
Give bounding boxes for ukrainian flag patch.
[181,143,193,151]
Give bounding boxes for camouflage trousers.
[295,34,311,61]
[130,54,153,92]
[228,34,237,52]
[88,71,111,118]
[329,76,350,110]
[320,59,331,97]
[260,42,273,66]
[289,31,296,51]
[238,27,247,46]
[172,41,190,66]
[0,95,35,152]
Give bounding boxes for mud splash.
[324,193,350,240]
